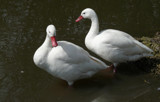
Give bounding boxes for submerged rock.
[137,32,160,76]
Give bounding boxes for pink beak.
[51,36,58,47]
[75,16,83,22]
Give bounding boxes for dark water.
[0,0,160,102]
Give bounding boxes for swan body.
[76,8,153,67]
[33,25,108,86]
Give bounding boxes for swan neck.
[89,15,99,37]
[85,15,99,50]
[33,35,52,68]
[42,35,52,48]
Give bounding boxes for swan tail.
[143,53,153,57]
[134,40,153,53]
[128,53,153,61]
[89,56,109,69]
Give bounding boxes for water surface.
[0,0,160,102]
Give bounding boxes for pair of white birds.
[33,8,153,86]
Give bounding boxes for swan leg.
[109,64,115,73]
[109,63,118,74]
[113,67,117,73]
[113,63,118,73]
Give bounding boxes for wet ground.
[0,0,160,102]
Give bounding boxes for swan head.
[76,8,96,22]
[46,25,56,37]
[46,24,58,47]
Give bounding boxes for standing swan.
[33,24,109,86]
[76,8,153,72]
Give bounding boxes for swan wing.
[99,29,153,55]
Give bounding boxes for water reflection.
[0,0,160,102]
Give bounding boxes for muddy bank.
[137,32,160,76]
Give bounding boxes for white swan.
[33,24,109,86]
[76,8,153,72]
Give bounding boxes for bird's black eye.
[83,12,85,14]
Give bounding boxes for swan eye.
[83,12,85,14]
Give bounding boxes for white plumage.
[76,8,153,68]
[33,25,108,86]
